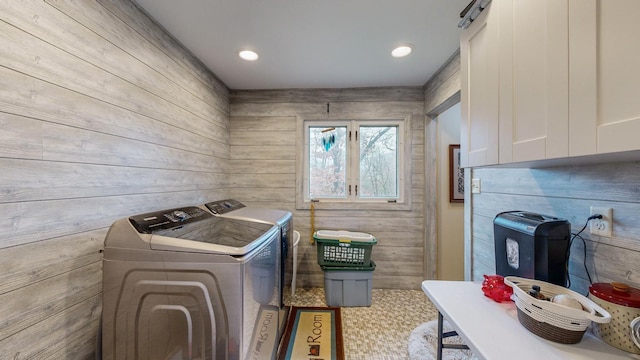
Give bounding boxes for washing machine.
[102,206,281,360]
[203,200,293,327]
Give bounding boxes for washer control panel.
[205,199,246,215]
[129,206,210,233]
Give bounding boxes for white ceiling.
[133,0,470,90]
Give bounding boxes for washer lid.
[205,199,291,226]
[129,206,277,255]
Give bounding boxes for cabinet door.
[498,0,569,163]
[460,0,500,167]
[570,0,640,156]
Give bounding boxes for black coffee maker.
[493,211,571,287]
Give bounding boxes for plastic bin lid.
[322,260,376,272]
[314,230,376,243]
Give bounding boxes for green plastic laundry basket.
[314,230,377,267]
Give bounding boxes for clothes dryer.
[102,206,281,360]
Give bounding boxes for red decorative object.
[482,274,513,303]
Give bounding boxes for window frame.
[296,114,412,211]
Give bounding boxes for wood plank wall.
[471,162,640,295]
[0,0,229,358]
[423,50,462,279]
[229,88,426,290]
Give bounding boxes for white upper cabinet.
[460,0,500,167]
[570,0,640,156]
[461,0,640,167]
[499,0,570,163]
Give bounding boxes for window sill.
[295,200,412,211]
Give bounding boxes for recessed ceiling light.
[391,44,413,58]
[238,50,259,61]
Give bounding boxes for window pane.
[309,126,347,198]
[359,126,398,198]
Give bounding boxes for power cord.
[565,214,601,292]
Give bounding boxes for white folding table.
[421,280,640,360]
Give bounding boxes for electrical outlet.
[590,207,612,237]
[471,178,481,194]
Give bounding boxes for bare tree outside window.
[359,126,398,198]
[309,126,347,198]
[308,124,399,200]
[301,117,408,208]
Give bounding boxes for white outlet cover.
[590,206,612,237]
[471,178,481,194]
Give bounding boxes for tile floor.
[289,287,440,360]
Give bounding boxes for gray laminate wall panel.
[0,295,101,359]
[0,158,227,203]
[230,145,297,161]
[229,174,296,189]
[46,0,227,111]
[0,112,43,160]
[0,68,228,157]
[230,87,424,103]
[230,131,296,147]
[227,188,296,203]
[0,262,102,341]
[0,192,213,249]
[423,51,461,280]
[229,160,296,175]
[230,116,297,132]
[97,0,229,99]
[42,123,228,172]
[231,101,424,119]
[424,50,461,117]
[472,191,640,250]
[230,88,425,289]
[0,1,227,125]
[471,162,640,295]
[0,230,105,295]
[0,20,227,143]
[0,0,229,356]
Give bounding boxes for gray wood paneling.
[471,161,640,295]
[231,101,425,119]
[0,263,101,340]
[423,50,462,280]
[230,88,426,289]
[424,50,461,117]
[0,0,229,357]
[229,160,296,175]
[231,87,424,103]
[0,158,227,203]
[0,112,43,160]
[0,67,227,157]
[0,230,105,295]
[0,1,227,125]
[0,19,227,143]
[46,0,226,111]
[0,295,101,359]
[1,191,218,249]
[42,123,228,172]
[97,0,229,99]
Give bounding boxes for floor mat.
[407,320,478,360]
[278,306,344,360]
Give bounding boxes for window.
[300,118,408,207]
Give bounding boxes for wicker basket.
[504,276,611,344]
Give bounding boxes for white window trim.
[295,114,413,211]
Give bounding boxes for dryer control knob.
[171,210,188,221]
